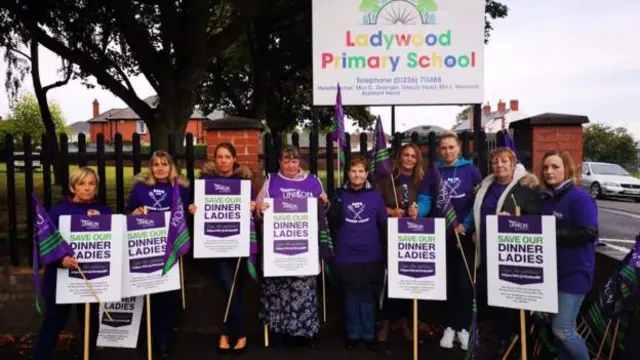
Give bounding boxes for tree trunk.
[147,103,191,155]
[30,39,64,184]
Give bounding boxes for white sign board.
[263,198,320,277]
[312,0,485,105]
[122,212,181,297]
[486,215,558,313]
[97,296,144,348]
[56,215,124,304]
[388,218,447,300]
[193,179,252,258]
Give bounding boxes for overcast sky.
[1,0,639,139]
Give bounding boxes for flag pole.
[179,258,186,309]
[76,265,113,321]
[142,206,153,360]
[322,259,327,323]
[413,298,418,360]
[264,324,269,347]
[223,257,242,322]
[84,303,90,360]
[454,232,474,288]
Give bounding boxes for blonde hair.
[490,147,517,167]
[440,130,460,142]
[69,167,99,194]
[392,143,424,188]
[138,151,188,187]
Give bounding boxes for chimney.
[482,103,491,114]
[497,99,506,113]
[92,99,100,118]
[509,99,519,112]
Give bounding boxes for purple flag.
[162,180,191,275]
[32,193,74,312]
[431,166,459,229]
[504,130,517,154]
[370,116,393,177]
[332,84,348,168]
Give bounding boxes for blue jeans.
[217,258,246,338]
[552,292,589,360]
[34,297,99,360]
[344,290,375,341]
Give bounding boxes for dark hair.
[392,143,424,187]
[280,146,300,160]
[214,143,237,158]
[348,155,369,172]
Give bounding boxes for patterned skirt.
[259,276,319,337]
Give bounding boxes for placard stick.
[76,265,113,321]
[512,196,527,360]
[223,257,242,322]
[83,303,90,360]
[596,318,612,360]
[146,295,153,360]
[608,319,620,360]
[322,260,327,323]
[413,299,418,360]
[501,335,519,360]
[179,258,186,310]
[264,325,269,347]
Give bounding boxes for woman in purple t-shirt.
[540,151,597,360]
[126,151,194,359]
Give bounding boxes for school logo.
[359,0,438,26]
[444,177,465,199]
[346,201,369,223]
[148,189,168,208]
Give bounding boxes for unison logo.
[135,218,155,228]
[281,201,299,212]
[507,220,529,231]
[213,183,232,193]
[81,219,101,230]
[281,188,314,199]
[407,221,425,232]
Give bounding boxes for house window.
[136,120,147,134]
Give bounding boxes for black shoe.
[345,339,358,351]
[363,339,378,352]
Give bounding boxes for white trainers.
[439,327,455,349]
[457,329,470,351]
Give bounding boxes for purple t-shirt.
[541,184,598,294]
[126,182,190,213]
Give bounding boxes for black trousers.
[34,297,99,360]
[137,290,179,350]
[444,234,474,331]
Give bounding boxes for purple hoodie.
[126,181,190,213]
[43,198,112,298]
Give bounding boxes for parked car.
[582,161,640,202]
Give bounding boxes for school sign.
[312,0,485,105]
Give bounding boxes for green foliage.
[359,0,381,12]
[4,93,69,148]
[416,0,438,12]
[584,124,640,171]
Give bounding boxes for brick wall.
[88,119,206,144]
[532,126,584,182]
[205,129,262,173]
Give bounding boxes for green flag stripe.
[248,262,258,281]
[39,239,65,256]
[39,232,63,248]
[39,233,64,252]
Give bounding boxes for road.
[596,199,639,260]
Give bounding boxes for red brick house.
[88,95,222,144]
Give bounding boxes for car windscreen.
[591,164,630,176]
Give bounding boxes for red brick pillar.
[204,116,264,176]
[510,113,589,183]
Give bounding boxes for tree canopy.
[584,124,640,172]
[2,93,69,149]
